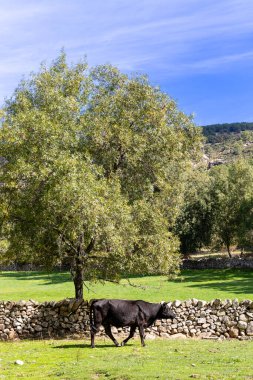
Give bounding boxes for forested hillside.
[173,123,253,257]
[202,122,253,143]
[201,122,253,164]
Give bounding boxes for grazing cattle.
[90,299,176,348]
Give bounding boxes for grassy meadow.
[0,269,253,302]
[1,269,253,379]
[0,338,253,379]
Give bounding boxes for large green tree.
[0,53,202,298]
[209,160,253,257]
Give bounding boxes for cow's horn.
[160,301,165,304]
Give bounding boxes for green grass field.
[1,270,253,379]
[0,338,253,379]
[0,269,253,302]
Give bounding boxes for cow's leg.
[103,323,120,347]
[138,325,146,347]
[121,325,136,346]
[90,327,95,348]
[90,322,101,348]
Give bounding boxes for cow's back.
[92,299,141,327]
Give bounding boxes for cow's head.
[159,302,176,319]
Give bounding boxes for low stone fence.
[1,298,253,342]
[181,257,253,270]
[2,257,253,272]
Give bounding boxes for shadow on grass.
[175,269,253,295]
[0,271,161,287]
[1,269,253,295]
[180,269,253,282]
[53,343,127,349]
[0,271,72,284]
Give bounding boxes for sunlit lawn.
[0,269,253,302]
[0,338,253,379]
[1,270,253,379]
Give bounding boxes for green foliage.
[202,122,253,144]
[209,160,253,255]
[174,170,213,255]
[174,159,253,256]
[241,130,253,143]
[202,122,253,164]
[0,53,202,297]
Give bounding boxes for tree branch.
[85,237,95,255]
[52,226,78,254]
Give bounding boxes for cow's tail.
[89,299,98,332]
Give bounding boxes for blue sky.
[0,0,253,125]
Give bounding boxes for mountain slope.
[201,122,253,164]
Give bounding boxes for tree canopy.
[174,170,213,256]
[0,53,203,298]
[209,160,253,256]
[175,159,253,257]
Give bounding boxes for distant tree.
[241,130,253,143]
[209,160,253,257]
[174,170,213,256]
[233,141,244,156]
[235,193,253,253]
[0,53,203,298]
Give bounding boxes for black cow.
[90,299,176,347]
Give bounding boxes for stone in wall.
[181,257,253,270]
[0,298,253,341]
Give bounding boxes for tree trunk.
[226,243,232,258]
[72,258,84,299]
[71,238,95,299]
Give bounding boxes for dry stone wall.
[181,257,253,270]
[1,257,253,272]
[1,298,253,341]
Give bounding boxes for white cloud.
[184,51,253,71]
